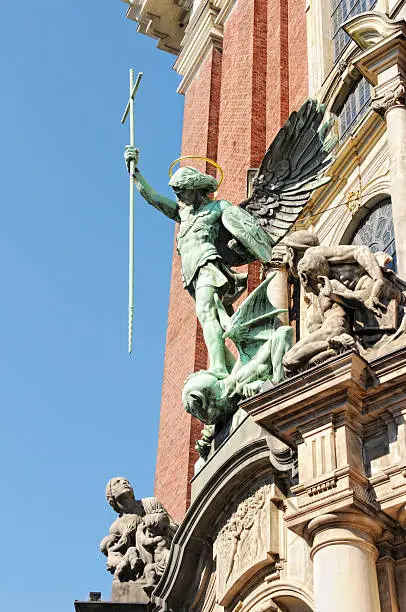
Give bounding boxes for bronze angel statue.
[125,99,336,386]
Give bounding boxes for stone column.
[372,85,406,278]
[308,512,382,612]
[265,244,290,326]
[344,14,406,277]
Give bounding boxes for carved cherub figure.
[284,230,387,316]
[136,511,173,592]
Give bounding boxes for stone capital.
[306,510,382,550]
[372,80,406,116]
[266,244,290,272]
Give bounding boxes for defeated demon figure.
[182,273,294,431]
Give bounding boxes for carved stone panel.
[214,482,282,606]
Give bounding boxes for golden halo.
[168,156,224,188]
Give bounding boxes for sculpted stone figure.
[125,99,337,416]
[283,230,406,372]
[100,477,177,594]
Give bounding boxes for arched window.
[350,198,397,271]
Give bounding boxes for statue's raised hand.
[124,145,139,173]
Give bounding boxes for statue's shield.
[222,206,274,264]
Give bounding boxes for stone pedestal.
[111,582,149,604]
[242,348,406,612]
[74,603,149,612]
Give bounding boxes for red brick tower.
[126,0,309,523]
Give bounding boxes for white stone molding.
[174,1,223,94]
[343,10,406,53]
[344,11,406,276]
[306,0,334,96]
[234,580,314,612]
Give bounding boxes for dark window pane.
[338,77,371,143]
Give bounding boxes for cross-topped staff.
[121,69,143,354]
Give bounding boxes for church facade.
[102,1,406,610]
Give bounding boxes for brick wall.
[155,0,308,522]
[154,47,222,522]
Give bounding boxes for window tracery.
[350,198,397,271]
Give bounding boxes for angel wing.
[239,98,337,245]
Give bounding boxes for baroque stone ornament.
[282,230,406,373]
[125,99,336,419]
[372,83,406,116]
[99,477,177,597]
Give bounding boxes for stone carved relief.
[215,482,281,606]
[99,477,177,599]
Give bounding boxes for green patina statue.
[125,99,337,428]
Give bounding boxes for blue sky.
[0,2,183,609]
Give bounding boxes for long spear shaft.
[121,69,143,354]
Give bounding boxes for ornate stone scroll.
[99,477,177,601]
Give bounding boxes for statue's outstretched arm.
[124,145,180,221]
[315,245,383,281]
[133,170,180,222]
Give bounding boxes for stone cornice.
[122,0,192,55]
[343,11,406,86]
[174,2,224,94]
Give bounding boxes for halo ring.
[168,156,224,188]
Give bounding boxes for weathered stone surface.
[100,477,177,602]
[282,230,406,373]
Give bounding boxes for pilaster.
[344,12,406,277]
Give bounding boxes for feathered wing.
[240,98,337,245]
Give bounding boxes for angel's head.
[169,167,218,208]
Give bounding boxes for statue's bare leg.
[283,326,338,373]
[195,285,228,376]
